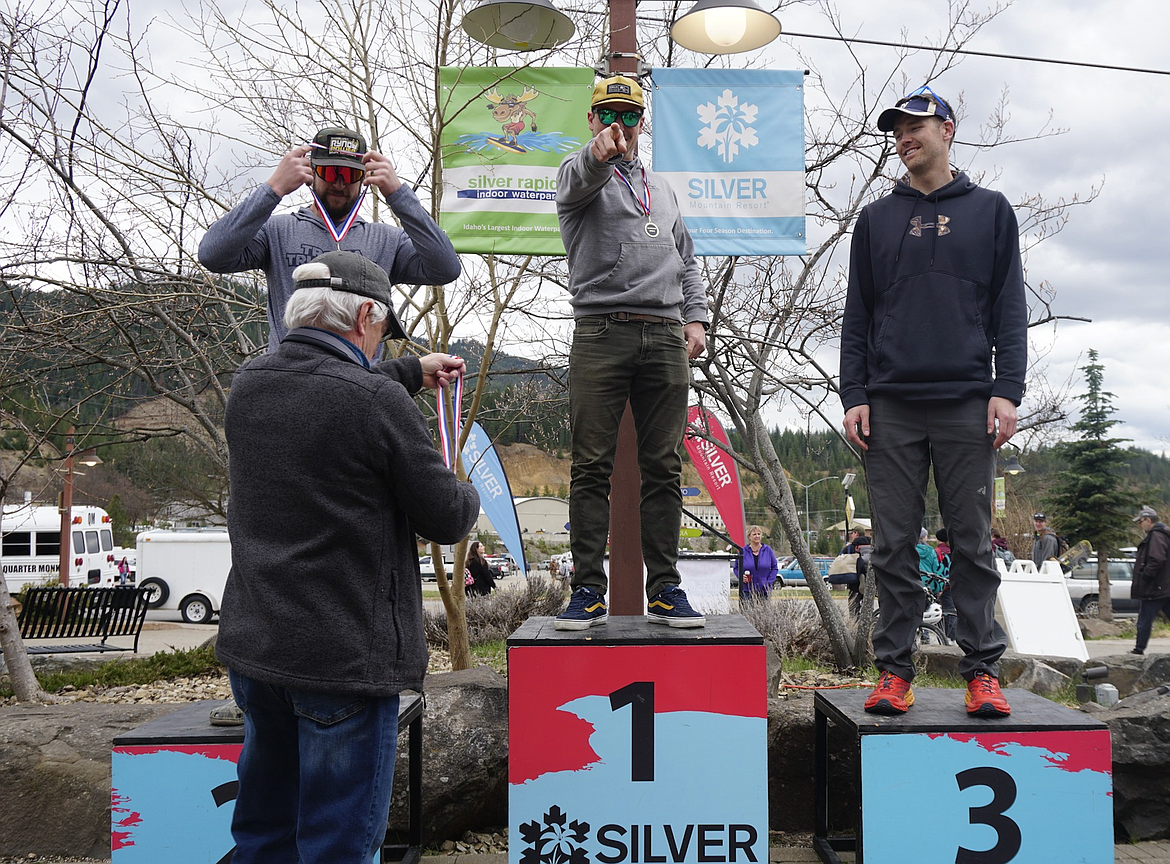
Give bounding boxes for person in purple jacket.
[839,86,1026,718]
[737,525,779,602]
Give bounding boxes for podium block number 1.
[610,681,654,782]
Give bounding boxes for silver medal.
[644,220,660,238]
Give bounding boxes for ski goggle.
[594,108,643,127]
[314,164,365,184]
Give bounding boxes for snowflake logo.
[519,805,591,864]
[696,89,759,164]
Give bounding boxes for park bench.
[16,586,151,655]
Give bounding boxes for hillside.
[497,442,713,501]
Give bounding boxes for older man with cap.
[553,75,708,630]
[216,251,479,864]
[199,125,460,351]
[1031,512,1060,568]
[840,85,1027,717]
[1131,506,1170,655]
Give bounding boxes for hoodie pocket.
[590,241,686,307]
[874,273,991,385]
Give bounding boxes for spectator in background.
[1131,506,1170,656]
[847,533,873,618]
[466,541,496,597]
[991,530,1015,568]
[841,528,862,555]
[737,525,779,602]
[933,528,957,640]
[1032,513,1060,568]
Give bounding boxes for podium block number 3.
[609,682,654,782]
[955,767,1021,864]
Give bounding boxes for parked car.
[486,555,511,578]
[1064,557,1138,617]
[778,556,834,587]
[418,555,436,581]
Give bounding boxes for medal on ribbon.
[613,167,658,238]
[436,372,465,472]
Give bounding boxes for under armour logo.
[909,215,951,236]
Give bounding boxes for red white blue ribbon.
[612,166,651,217]
[310,188,366,247]
[436,372,465,471]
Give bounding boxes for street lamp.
[57,429,102,587]
[787,475,838,550]
[461,0,780,55]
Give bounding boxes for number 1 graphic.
[609,682,655,782]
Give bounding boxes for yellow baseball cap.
[591,76,644,109]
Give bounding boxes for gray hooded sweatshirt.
[198,183,460,351]
[556,148,707,326]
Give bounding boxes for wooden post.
[603,0,648,616]
[608,404,644,614]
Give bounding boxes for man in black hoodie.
[839,87,1027,717]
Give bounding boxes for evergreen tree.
[1046,350,1136,620]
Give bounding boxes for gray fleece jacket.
[216,341,479,696]
[198,183,460,351]
[555,149,707,325]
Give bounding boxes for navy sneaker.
[554,587,608,630]
[646,585,705,628]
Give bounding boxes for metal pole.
[805,486,810,549]
[58,428,74,587]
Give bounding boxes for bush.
[740,597,837,662]
[424,576,568,649]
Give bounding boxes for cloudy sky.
[88,0,1166,454]
[757,0,1169,453]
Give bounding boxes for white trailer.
[135,528,231,623]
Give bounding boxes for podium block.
[508,616,768,864]
[111,696,423,864]
[813,688,1112,864]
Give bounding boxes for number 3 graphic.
[955,767,1022,864]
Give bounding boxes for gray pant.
[865,396,1008,682]
[568,315,689,600]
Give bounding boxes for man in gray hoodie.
[217,251,479,864]
[199,125,460,351]
[553,75,708,630]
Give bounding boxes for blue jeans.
[568,315,689,600]
[229,670,399,864]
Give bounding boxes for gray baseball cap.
[1133,505,1159,522]
[295,251,408,340]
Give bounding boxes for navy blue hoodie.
[839,171,1027,409]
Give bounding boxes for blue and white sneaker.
[554,587,608,630]
[646,585,705,628]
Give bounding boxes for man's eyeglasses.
[594,108,643,128]
[314,164,365,185]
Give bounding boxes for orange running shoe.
[965,671,1012,717]
[864,670,914,714]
